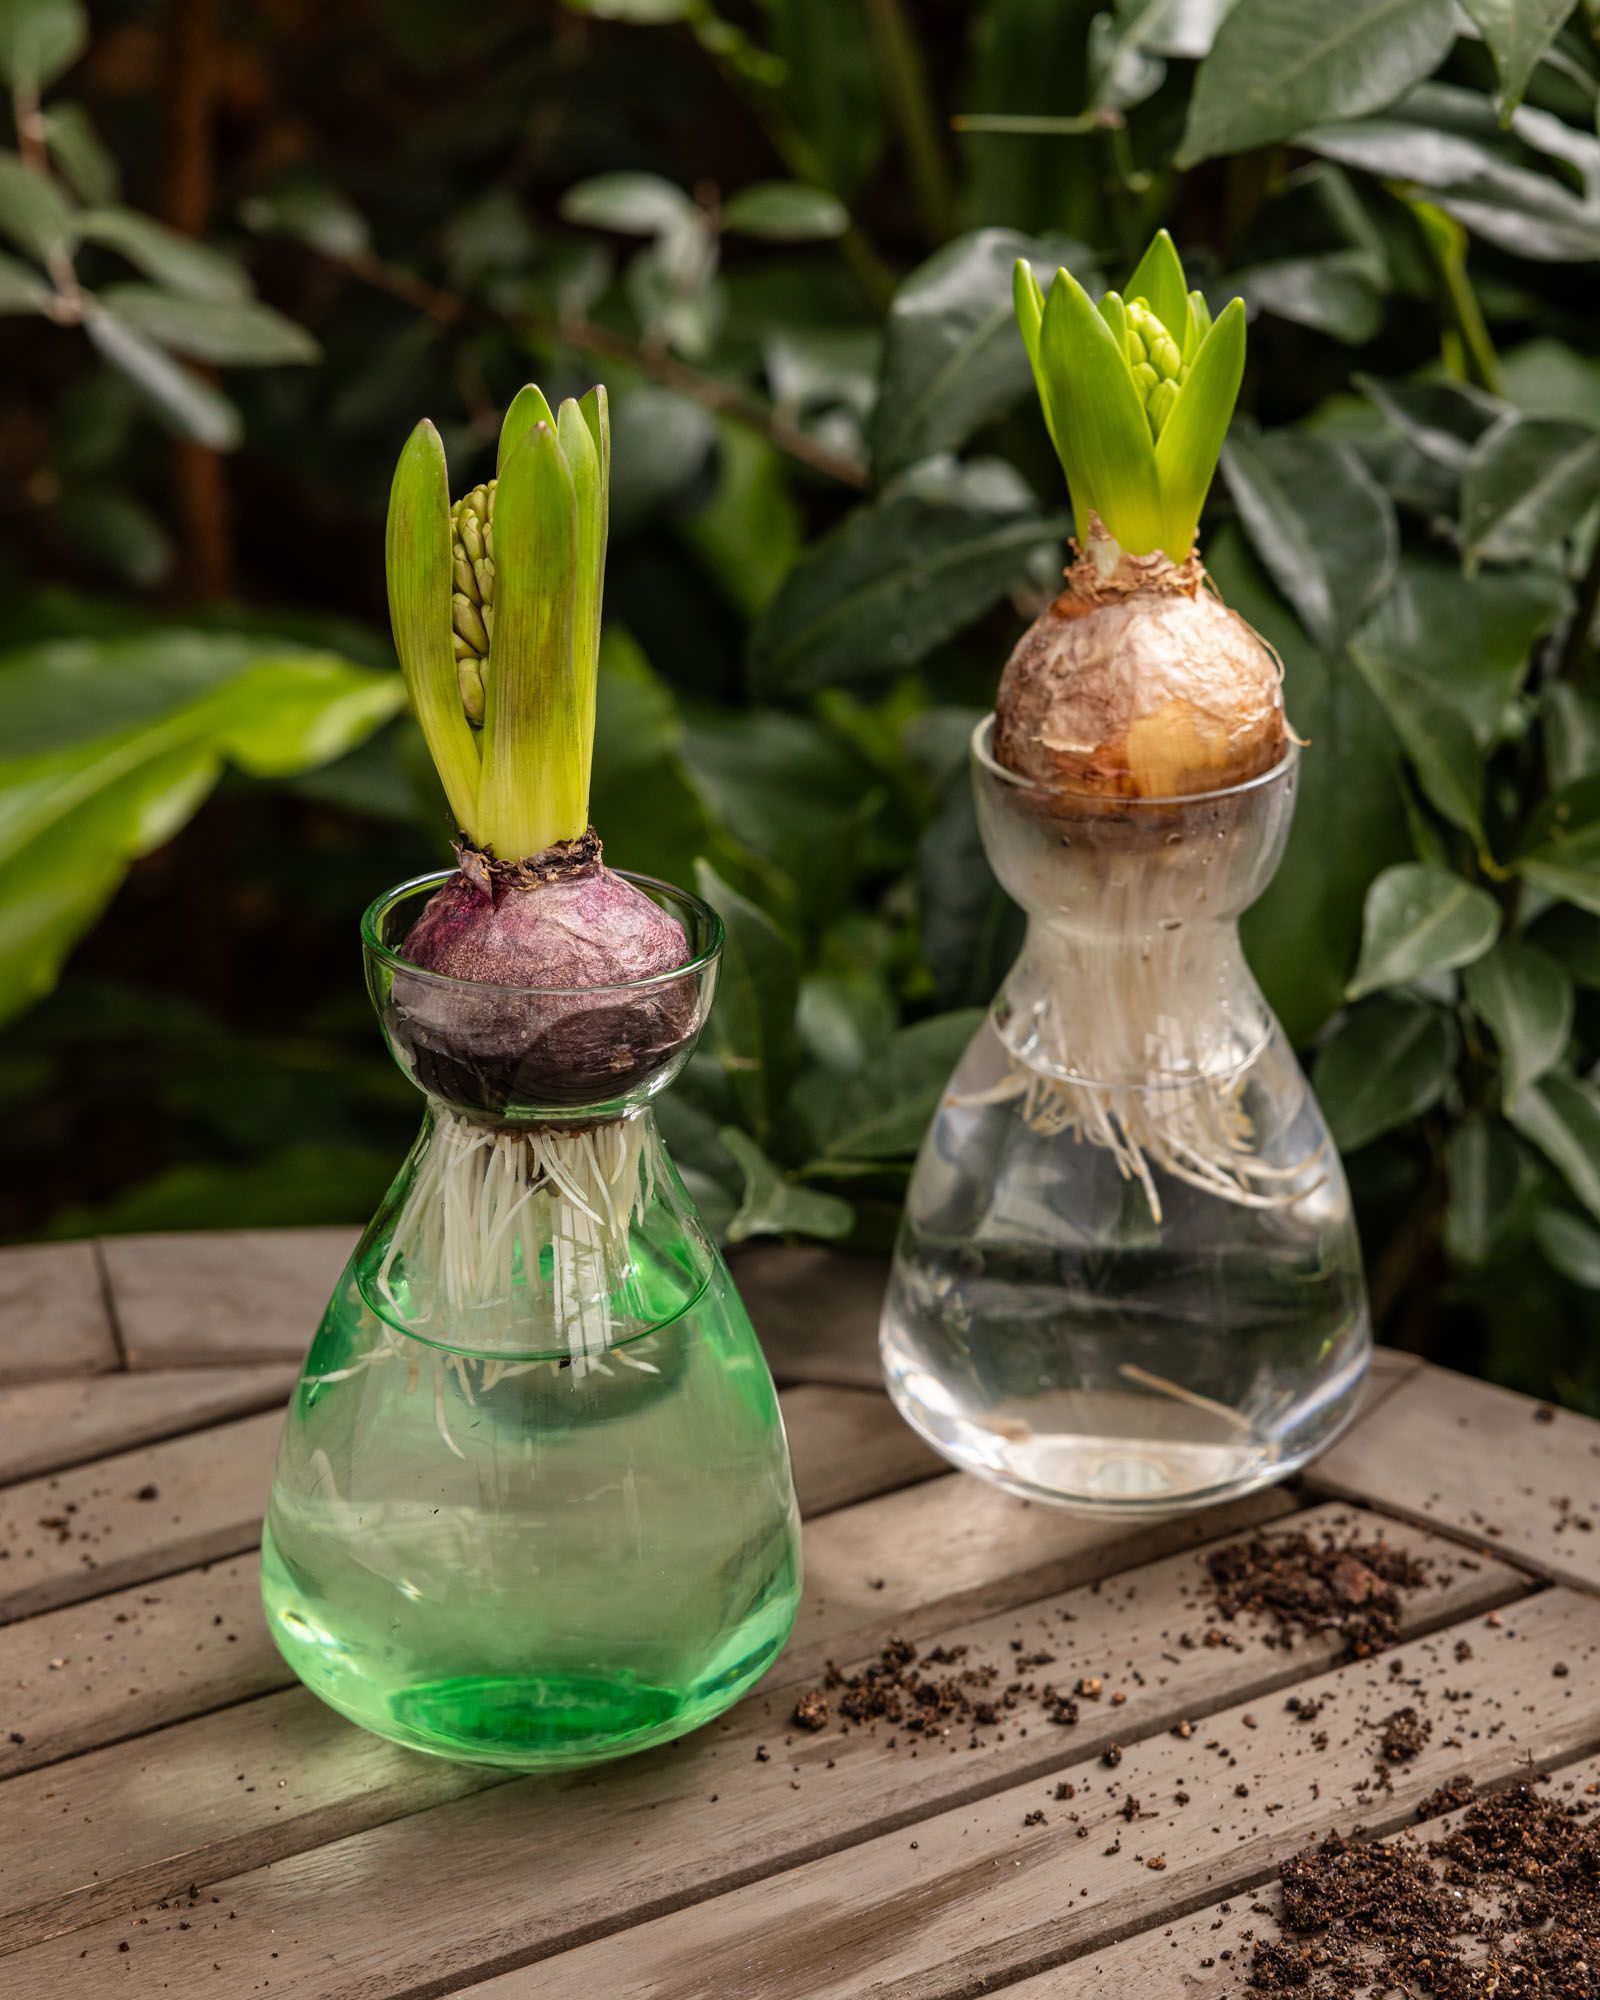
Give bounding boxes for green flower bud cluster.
[450,482,496,725]
[1124,299,1187,440]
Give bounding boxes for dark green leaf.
[1312,998,1457,1151]
[796,967,900,1074]
[1534,1205,1600,1287]
[1544,686,1600,791]
[74,206,249,300]
[83,307,242,449]
[1235,250,1386,344]
[52,485,171,588]
[1347,862,1500,998]
[758,0,885,197]
[95,284,318,365]
[1358,372,1506,479]
[238,180,370,260]
[1222,428,1397,654]
[720,182,848,240]
[1349,641,1484,843]
[694,859,799,1145]
[40,104,116,205]
[1459,0,1577,119]
[560,172,699,235]
[1445,1112,1536,1265]
[918,768,1025,1009]
[720,1127,854,1242]
[0,0,85,92]
[872,227,1083,480]
[1460,414,1600,569]
[1517,779,1600,914]
[680,424,803,618]
[1176,0,1457,169]
[0,246,50,313]
[804,1010,984,1160]
[1464,938,1574,1103]
[0,150,73,261]
[749,458,1066,694]
[1509,1071,1600,1221]
[1301,83,1600,263]
[1210,526,1409,1041]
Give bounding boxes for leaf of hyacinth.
[385,419,480,836]
[478,419,581,859]
[1012,258,1067,470]
[1183,287,1212,361]
[577,381,610,486]
[496,382,557,476]
[1124,228,1188,339]
[557,394,606,815]
[1154,295,1245,561]
[1040,263,1162,552]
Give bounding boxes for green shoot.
[385,383,612,860]
[1015,230,1247,564]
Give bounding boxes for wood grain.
[781,1383,943,1515]
[0,1242,119,1383]
[0,1556,277,1780]
[0,1365,297,1486]
[98,1228,355,1368]
[0,1411,283,1624]
[730,1244,887,1388]
[1055,1748,1600,1997]
[1309,1363,1600,1590]
[480,1587,1600,2000]
[0,1506,1524,1983]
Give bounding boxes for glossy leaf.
[1222,427,1397,653]
[1302,84,1600,263]
[720,182,848,241]
[1176,0,1457,168]
[73,206,248,300]
[720,1127,853,1242]
[694,860,799,1147]
[749,458,1067,694]
[1460,413,1600,570]
[95,284,319,365]
[1346,862,1500,999]
[1517,780,1600,914]
[83,307,242,450]
[872,229,1080,479]
[1154,297,1245,559]
[1463,938,1575,1104]
[803,1010,984,1161]
[1510,1071,1600,1222]
[0,0,85,93]
[1458,0,1575,119]
[1235,250,1386,344]
[1534,1206,1600,1288]
[560,172,699,235]
[1312,998,1457,1151]
[1445,1112,1536,1266]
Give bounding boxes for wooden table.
[3,1230,1599,1995]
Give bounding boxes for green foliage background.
[4,0,1600,1406]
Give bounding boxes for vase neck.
[354,1103,716,1365]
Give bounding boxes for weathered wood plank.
[0,1507,1524,1985]
[781,1383,943,1515]
[1055,1749,1600,1997]
[0,1556,277,1781]
[98,1228,356,1369]
[0,1365,297,1486]
[730,1244,886,1389]
[475,1587,1600,2000]
[0,1411,283,1624]
[0,1242,119,1384]
[1309,1362,1600,1591]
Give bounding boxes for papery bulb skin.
[994,530,1286,803]
[394,836,694,1110]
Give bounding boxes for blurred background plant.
[4,0,1600,1406]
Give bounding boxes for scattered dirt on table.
[1249,1779,1600,1997]
[1204,1530,1432,1658]
[1373,1704,1431,1766]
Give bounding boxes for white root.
[376,1108,652,1384]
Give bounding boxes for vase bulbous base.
[262,1249,801,1771]
[880,1016,1371,1517]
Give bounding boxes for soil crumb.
[1206,1531,1431,1658]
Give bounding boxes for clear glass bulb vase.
[882,719,1370,1515]
[262,872,802,1771]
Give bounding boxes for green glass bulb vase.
[261,871,802,1772]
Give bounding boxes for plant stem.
[335,246,870,490]
[864,0,956,242]
[1411,199,1503,397]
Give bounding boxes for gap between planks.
[1046,1744,1600,1997]
[465,1585,1600,2000]
[0,1503,1526,1987]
